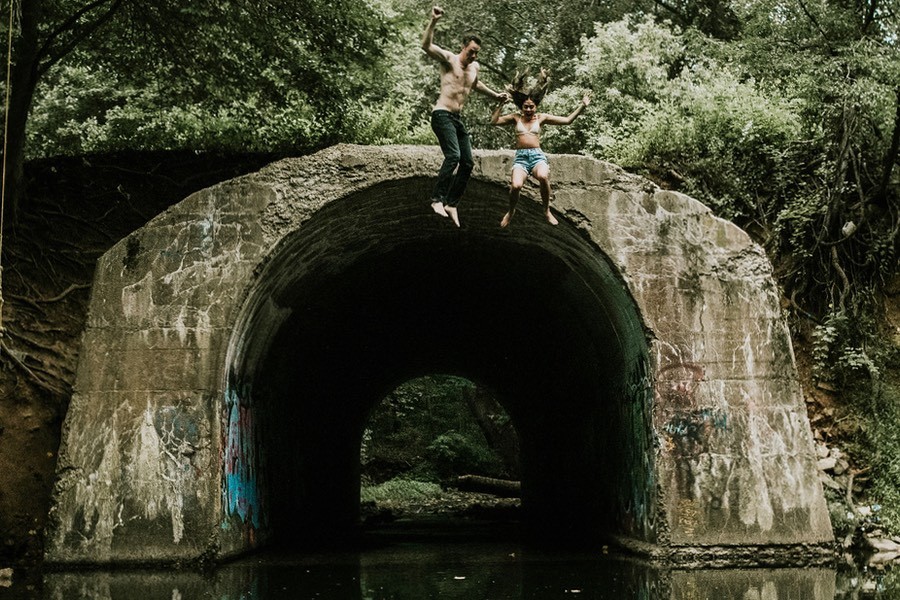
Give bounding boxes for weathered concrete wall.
[45,144,831,564]
[46,178,273,563]
[562,184,834,548]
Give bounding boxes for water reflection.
[29,541,886,600]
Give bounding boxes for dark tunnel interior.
[230,178,654,550]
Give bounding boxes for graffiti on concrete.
[223,378,266,540]
[656,357,725,503]
[656,360,706,406]
[663,408,728,440]
[653,332,828,537]
[619,354,657,541]
[654,346,728,537]
[130,404,201,544]
[51,402,201,553]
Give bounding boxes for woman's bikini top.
[515,116,541,136]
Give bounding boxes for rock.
[834,459,849,476]
[817,457,837,471]
[865,537,900,553]
[862,578,880,591]
[868,552,900,566]
[0,568,12,587]
[819,472,842,490]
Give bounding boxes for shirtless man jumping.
[422,6,507,227]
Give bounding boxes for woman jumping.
[490,70,590,227]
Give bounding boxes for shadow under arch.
[224,176,655,551]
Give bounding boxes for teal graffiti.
[223,383,263,531]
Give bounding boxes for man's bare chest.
[442,61,477,88]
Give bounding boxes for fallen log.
[454,474,521,498]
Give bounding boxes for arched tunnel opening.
[226,177,654,552]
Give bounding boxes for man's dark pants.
[430,110,474,207]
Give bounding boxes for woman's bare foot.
[545,211,558,225]
[500,211,514,228]
[444,206,460,227]
[431,201,448,217]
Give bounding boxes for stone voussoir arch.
[45,144,832,565]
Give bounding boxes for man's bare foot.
[500,211,514,228]
[545,211,558,225]
[431,201,448,217]
[445,206,460,227]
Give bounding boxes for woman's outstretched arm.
[540,92,592,126]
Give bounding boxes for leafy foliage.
[360,478,443,503]
[425,432,500,479]
[20,0,395,158]
[361,376,511,486]
[845,375,900,531]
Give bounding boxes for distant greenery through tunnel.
[360,375,521,515]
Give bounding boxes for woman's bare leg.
[501,167,528,227]
[533,163,557,225]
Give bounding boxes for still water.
[13,523,900,599]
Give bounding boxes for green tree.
[2,0,392,213]
[732,0,899,338]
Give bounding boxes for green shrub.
[425,431,499,479]
[812,312,880,384]
[360,477,443,504]
[855,380,900,533]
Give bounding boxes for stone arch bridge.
[45,144,832,565]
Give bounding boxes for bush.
[360,477,443,504]
[425,431,500,479]
[853,380,900,532]
[812,312,880,384]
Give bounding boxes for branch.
[796,0,831,44]
[41,283,91,303]
[38,0,118,55]
[823,101,856,238]
[652,0,690,25]
[831,246,850,314]
[4,293,44,313]
[0,341,67,397]
[478,59,510,84]
[789,288,821,323]
[863,0,878,32]
[37,0,126,76]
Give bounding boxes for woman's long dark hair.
[506,68,551,108]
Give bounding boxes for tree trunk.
[454,474,521,497]
[3,0,41,220]
[463,385,520,476]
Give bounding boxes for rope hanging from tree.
[0,0,15,336]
